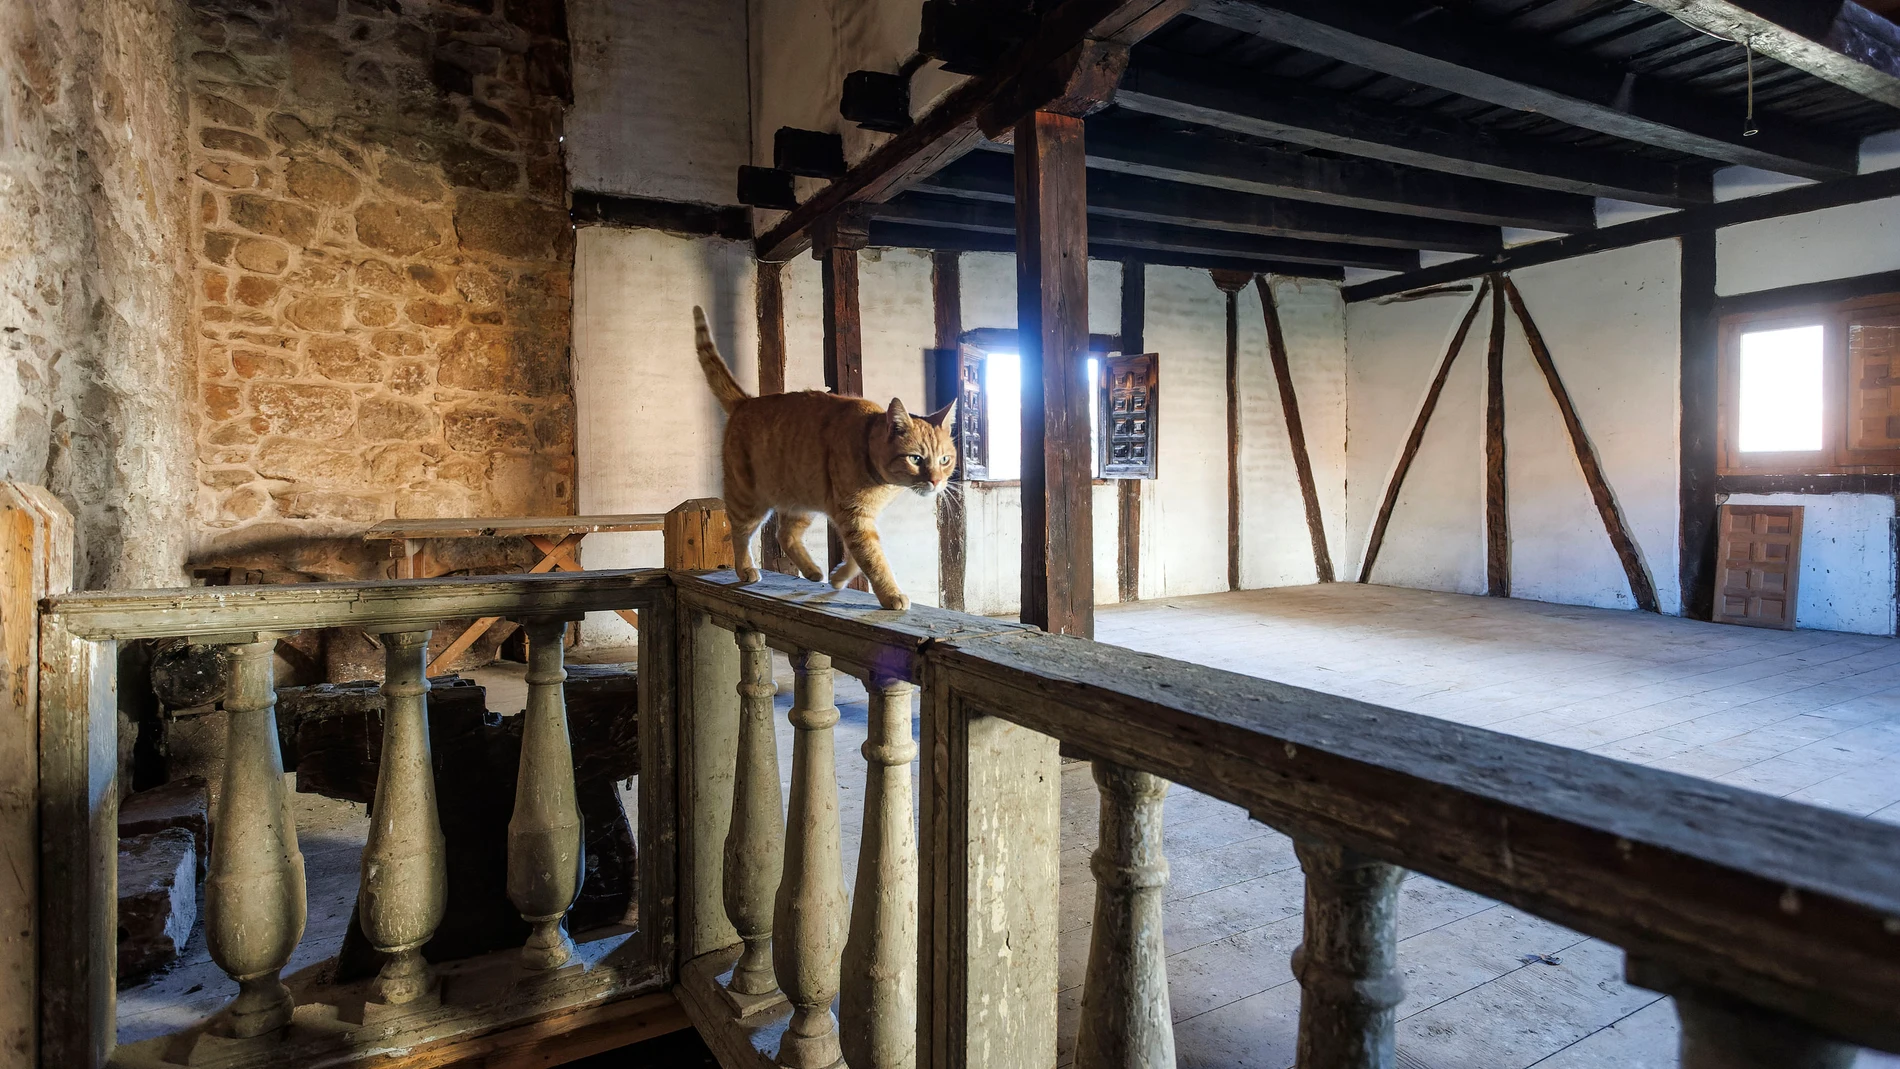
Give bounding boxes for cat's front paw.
[737,566,761,583]
[877,591,911,611]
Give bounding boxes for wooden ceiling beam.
[1073,114,1599,232]
[915,150,1502,253]
[867,220,1347,279]
[1117,51,1715,207]
[1190,0,1860,179]
[1630,0,1900,108]
[753,0,1194,263]
[873,193,1421,270]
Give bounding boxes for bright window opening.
[980,352,1100,481]
[1737,324,1824,453]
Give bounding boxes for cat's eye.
[906,454,924,466]
[939,455,951,465]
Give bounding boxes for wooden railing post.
[1628,958,1857,1069]
[723,626,786,1011]
[509,616,584,970]
[775,650,848,1069]
[358,628,448,1006]
[841,674,919,1069]
[666,498,734,571]
[205,635,306,1037]
[1074,764,1174,1069]
[1291,838,1405,1069]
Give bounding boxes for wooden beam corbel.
[978,38,1131,137]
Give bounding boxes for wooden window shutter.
[1846,314,1900,458]
[1712,504,1804,630]
[1100,353,1159,479]
[954,344,988,481]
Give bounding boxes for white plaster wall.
[572,227,758,644]
[1717,195,1900,296]
[567,0,751,204]
[1141,267,1231,599]
[856,248,941,605]
[1725,494,1896,636]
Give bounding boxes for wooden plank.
[1346,166,1900,302]
[1502,278,1659,612]
[379,992,687,1069]
[867,220,1347,280]
[635,583,678,976]
[1257,277,1336,583]
[923,627,1900,1054]
[1628,0,1900,108]
[875,193,1423,271]
[1680,231,1722,621]
[1711,268,1900,319]
[1118,52,1712,209]
[1485,273,1510,598]
[1214,270,1249,591]
[1118,259,1145,603]
[1074,115,1597,232]
[1716,472,1900,494]
[45,571,671,642]
[753,0,1194,262]
[363,515,667,541]
[960,326,1121,354]
[1357,280,1491,583]
[570,190,751,240]
[1016,110,1095,638]
[1191,0,1859,180]
[914,151,1504,253]
[933,252,968,613]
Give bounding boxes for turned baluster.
[1074,763,1174,1069]
[840,675,919,1069]
[774,650,848,1069]
[205,635,307,1037]
[723,627,786,1010]
[509,617,585,970]
[358,629,448,1005]
[1291,838,1405,1069]
[1627,958,1856,1069]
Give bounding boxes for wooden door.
[1713,504,1804,630]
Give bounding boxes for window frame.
[945,332,1157,486]
[1717,291,1900,477]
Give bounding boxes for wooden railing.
[25,538,1900,1069]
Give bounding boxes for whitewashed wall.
[1726,494,1896,635]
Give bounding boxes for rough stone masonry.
[187,0,578,573]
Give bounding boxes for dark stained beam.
[868,220,1347,279]
[1483,273,1510,599]
[756,260,793,577]
[1073,114,1598,232]
[1257,276,1335,584]
[755,0,1193,262]
[1345,164,1900,301]
[873,193,1422,271]
[817,214,869,589]
[916,150,1502,253]
[1191,0,1860,180]
[1631,0,1900,108]
[1117,51,1714,208]
[1118,259,1145,603]
[1213,269,1248,592]
[931,251,967,613]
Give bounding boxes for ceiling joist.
[1630,0,1900,108]
[867,220,1348,280]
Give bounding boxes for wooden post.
[1257,276,1336,583]
[359,629,447,1005]
[666,498,735,572]
[1073,764,1173,1069]
[1016,108,1094,637]
[759,262,796,577]
[1212,270,1251,592]
[1,484,70,1065]
[774,651,848,1068]
[1118,260,1144,603]
[1680,231,1721,619]
[1484,272,1511,598]
[841,675,919,1069]
[206,635,307,1037]
[933,251,967,612]
[723,627,786,1011]
[1627,958,1856,1069]
[508,617,584,970]
[1291,839,1405,1069]
[819,213,871,590]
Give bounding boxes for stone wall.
[186,0,578,573]
[1,0,195,589]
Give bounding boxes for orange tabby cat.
[693,307,956,611]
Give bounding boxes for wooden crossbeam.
[1256,276,1334,584]
[1191,0,1860,180]
[1073,114,1598,232]
[874,193,1421,271]
[915,150,1503,253]
[754,0,1194,262]
[1117,50,1714,208]
[1630,0,1900,108]
[868,220,1348,279]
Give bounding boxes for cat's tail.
[693,306,751,414]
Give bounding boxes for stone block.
[443,405,529,452]
[389,360,430,395]
[377,158,444,201]
[197,161,262,189]
[307,336,380,382]
[255,437,364,482]
[272,490,384,522]
[119,777,211,875]
[196,93,255,129]
[355,201,442,256]
[117,828,198,982]
[440,143,517,192]
[234,237,289,274]
[285,158,360,206]
[205,385,243,421]
[232,348,297,379]
[353,298,397,328]
[283,295,344,331]
[404,298,459,327]
[203,231,237,264]
[267,112,319,148]
[357,397,430,441]
[229,195,318,244]
[251,383,354,438]
[453,193,564,260]
[232,275,280,307]
[354,259,406,294]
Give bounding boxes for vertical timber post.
[1484,273,1510,598]
[759,260,793,575]
[819,211,871,589]
[1291,839,1404,1069]
[1680,232,1720,619]
[1074,763,1173,1069]
[1212,269,1251,592]
[1118,260,1144,603]
[932,250,966,612]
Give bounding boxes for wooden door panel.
[1712,504,1804,630]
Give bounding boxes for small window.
[1719,294,1900,476]
[942,334,1157,483]
[977,351,1101,481]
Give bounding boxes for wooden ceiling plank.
[1629,0,1900,108]
[867,220,1348,279]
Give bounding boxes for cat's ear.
[887,398,912,436]
[922,398,956,427]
